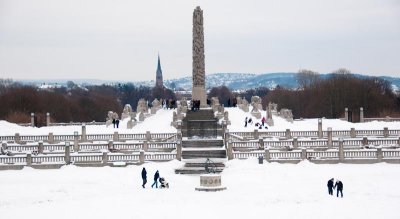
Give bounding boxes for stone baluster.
[48,132,54,144]
[377,147,383,162]
[362,136,368,146]
[26,153,32,166]
[253,129,259,140]
[108,140,113,151]
[31,113,35,127]
[318,118,323,138]
[339,138,344,162]
[73,131,79,152]
[383,127,389,138]
[139,150,145,164]
[259,137,264,150]
[327,127,333,148]
[143,141,148,152]
[81,124,87,142]
[102,152,108,165]
[285,129,291,139]
[113,131,119,142]
[350,128,356,138]
[293,137,298,149]
[176,140,182,161]
[227,139,233,160]
[360,107,364,123]
[65,142,71,164]
[38,141,44,154]
[15,133,21,144]
[46,112,51,126]
[146,131,151,142]
[301,148,307,160]
[264,148,270,162]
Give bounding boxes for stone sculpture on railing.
[236,97,249,112]
[268,102,278,116]
[211,97,220,112]
[224,111,231,125]
[127,112,137,129]
[181,98,188,113]
[106,111,119,127]
[171,111,178,128]
[250,96,262,119]
[151,99,162,114]
[137,99,149,114]
[280,108,294,122]
[121,104,133,120]
[139,112,145,122]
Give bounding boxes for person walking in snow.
[116,119,120,128]
[112,118,116,128]
[141,167,147,188]
[151,170,160,188]
[244,117,248,127]
[327,178,334,195]
[334,180,344,198]
[261,117,266,127]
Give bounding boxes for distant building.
[155,54,163,88]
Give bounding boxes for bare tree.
[296,69,321,89]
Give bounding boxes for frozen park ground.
[1,107,400,218]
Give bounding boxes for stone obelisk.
[192,6,207,107]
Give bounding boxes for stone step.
[182,139,224,148]
[181,149,227,159]
[184,110,216,120]
[184,162,225,168]
[174,167,224,174]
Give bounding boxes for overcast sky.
[0,0,399,81]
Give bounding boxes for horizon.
[1,0,399,81]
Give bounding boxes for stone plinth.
[195,174,226,192]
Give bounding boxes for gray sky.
[0,0,399,81]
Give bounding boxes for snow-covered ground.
[1,159,400,219]
[1,107,399,136]
[1,107,400,218]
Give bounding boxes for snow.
[1,107,400,218]
[2,107,398,136]
[0,159,399,218]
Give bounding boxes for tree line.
[1,70,399,124]
[0,80,176,124]
[208,69,400,119]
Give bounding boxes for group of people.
[141,167,169,189]
[162,99,177,110]
[327,178,344,198]
[191,100,201,111]
[112,118,120,128]
[245,116,268,129]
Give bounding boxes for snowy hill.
[17,73,400,91]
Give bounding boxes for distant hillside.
[17,73,400,91]
[160,73,400,91]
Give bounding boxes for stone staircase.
[175,109,227,174]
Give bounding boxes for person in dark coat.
[141,167,147,188]
[327,178,334,195]
[334,180,344,198]
[244,117,248,127]
[151,170,160,188]
[112,119,116,128]
[116,119,120,128]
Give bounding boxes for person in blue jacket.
[151,170,160,188]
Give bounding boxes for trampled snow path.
[0,159,400,219]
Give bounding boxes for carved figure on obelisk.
[192,6,207,107]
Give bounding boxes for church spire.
[156,53,163,88]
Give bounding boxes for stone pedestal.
[195,174,226,192]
